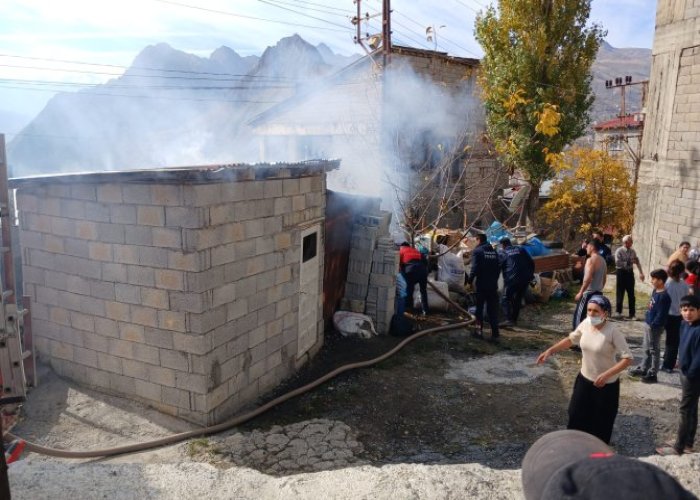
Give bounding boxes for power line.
[393,10,481,58]
[0,62,299,83]
[150,0,351,32]
[288,0,355,13]
[255,0,355,31]
[452,0,481,14]
[0,83,281,104]
[0,77,292,91]
[0,53,298,81]
[260,0,352,19]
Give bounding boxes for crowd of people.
[395,232,700,482]
[402,232,699,451]
[539,233,700,460]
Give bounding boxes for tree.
[539,147,635,246]
[474,0,605,228]
[388,129,508,245]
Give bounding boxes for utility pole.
[605,76,649,119]
[382,0,391,66]
[604,77,648,190]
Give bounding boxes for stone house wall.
[632,2,700,271]
[13,162,335,425]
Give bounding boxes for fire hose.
[4,282,474,459]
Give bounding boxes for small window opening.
[302,232,317,262]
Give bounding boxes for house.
[249,45,506,231]
[631,2,700,270]
[12,161,338,425]
[593,113,644,183]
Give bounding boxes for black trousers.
[504,280,528,323]
[663,315,682,371]
[568,372,620,444]
[476,287,499,338]
[404,262,429,314]
[615,268,635,316]
[675,374,700,452]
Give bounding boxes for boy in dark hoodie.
[656,294,700,455]
[630,269,671,383]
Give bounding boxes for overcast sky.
[0,0,657,133]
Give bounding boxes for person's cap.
[522,430,696,500]
[499,237,511,246]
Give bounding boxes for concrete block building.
[250,45,506,228]
[632,2,700,270]
[12,161,337,425]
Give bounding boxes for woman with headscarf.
[536,295,633,444]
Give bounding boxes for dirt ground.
[222,285,679,471]
[6,275,699,498]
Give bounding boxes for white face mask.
[589,316,605,326]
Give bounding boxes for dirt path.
[7,274,700,498]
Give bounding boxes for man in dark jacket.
[499,237,535,327]
[656,294,700,456]
[592,230,613,265]
[468,233,501,341]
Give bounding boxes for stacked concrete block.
[631,5,700,273]
[341,211,397,334]
[13,161,338,425]
[366,237,400,334]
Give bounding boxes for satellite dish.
[508,184,531,213]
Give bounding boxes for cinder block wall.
[632,3,700,272]
[14,163,333,424]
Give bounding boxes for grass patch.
[186,438,211,457]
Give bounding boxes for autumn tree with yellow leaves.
[474,0,605,228]
[540,147,636,246]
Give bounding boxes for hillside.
[590,41,652,123]
[7,36,355,176]
[7,39,649,176]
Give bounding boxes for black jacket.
[500,245,535,285]
[469,242,500,290]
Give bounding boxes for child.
[662,260,690,373]
[656,294,700,455]
[629,269,671,383]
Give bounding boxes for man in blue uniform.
[468,233,501,341]
[499,237,535,327]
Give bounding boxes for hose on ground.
[5,283,474,459]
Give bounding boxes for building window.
[302,232,317,262]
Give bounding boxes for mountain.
[590,41,652,124]
[316,43,361,68]
[7,37,355,176]
[7,38,649,176]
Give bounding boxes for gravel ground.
[6,274,700,498]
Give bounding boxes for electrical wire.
[150,0,351,32]
[259,0,353,19]
[0,62,300,83]
[287,0,355,13]
[0,54,300,82]
[0,77,292,91]
[392,10,481,58]
[0,83,280,104]
[255,0,355,31]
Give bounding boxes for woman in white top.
[537,295,633,444]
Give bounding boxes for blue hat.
[587,295,611,314]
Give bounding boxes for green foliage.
[474,0,605,189]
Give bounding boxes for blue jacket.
[468,242,500,290]
[645,290,671,329]
[500,245,535,285]
[679,321,700,380]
